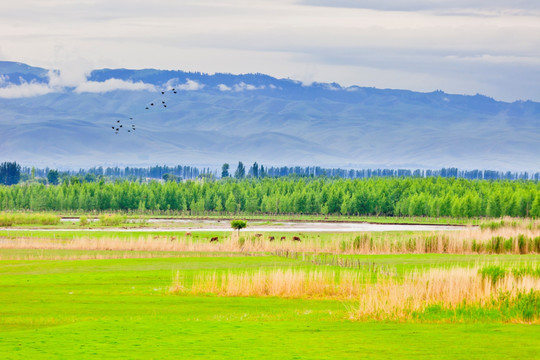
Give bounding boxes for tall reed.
[352,267,540,322]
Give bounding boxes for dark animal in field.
[269,236,275,241]
[254,233,263,238]
[280,236,286,241]
[185,232,192,236]
[293,236,301,242]
[210,237,219,242]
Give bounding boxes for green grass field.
[1,249,539,359]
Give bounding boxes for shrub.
[480,266,507,285]
[98,214,126,226]
[79,216,89,226]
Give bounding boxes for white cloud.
[233,82,265,91]
[74,78,156,93]
[177,79,204,91]
[0,80,56,98]
[0,0,539,101]
[300,0,540,12]
[324,83,341,91]
[217,84,232,91]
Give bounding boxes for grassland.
[1,217,539,358]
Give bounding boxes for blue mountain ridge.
[0,61,539,170]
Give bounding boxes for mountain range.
[0,61,539,171]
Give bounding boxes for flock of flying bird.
[111,87,178,134]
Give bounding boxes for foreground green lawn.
[1,252,538,359]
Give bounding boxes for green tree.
[47,170,59,185]
[234,162,245,179]
[0,162,21,185]
[225,193,237,213]
[221,163,230,178]
[231,219,247,233]
[531,194,540,217]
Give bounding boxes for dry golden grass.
[352,267,540,321]
[170,268,364,298]
[1,219,539,255]
[170,266,540,323]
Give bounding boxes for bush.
[79,216,89,226]
[98,214,126,226]
[0,213,60,226]
[238,237,246,248]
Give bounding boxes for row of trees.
[14,162,540,183]
[0,177,539,217]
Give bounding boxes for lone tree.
[231,219,247,233]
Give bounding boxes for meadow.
[1,214,539,358]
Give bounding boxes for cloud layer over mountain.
[0,61,539,171]
[1,0,539,102]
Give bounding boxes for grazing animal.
[269,236,275,241]
[280,236,286,241]
[170,236,176,242]
[293,236,301,242]
[254,233,263,238]
[210,237,219,243]
[185,232,192,236]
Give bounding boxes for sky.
[1,0,539,102]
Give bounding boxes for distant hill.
[0,61,539,170]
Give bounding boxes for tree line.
[7,161,539,184]
[0,176,539,218]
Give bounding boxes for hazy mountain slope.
[0,61,538,170]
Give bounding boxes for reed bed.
[352,267,540,322]
[170,266,540,323]
[1,221,539,255]
[170,268,365,298]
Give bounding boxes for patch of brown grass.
[170,268,364,298]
